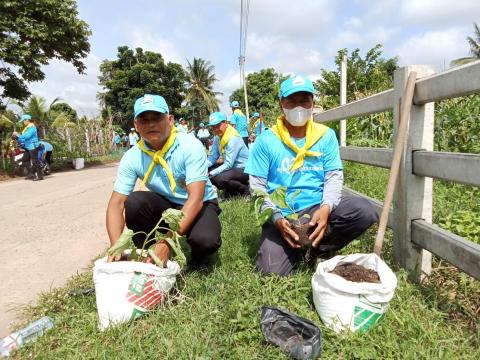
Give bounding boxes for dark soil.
[330,262,381,283]
[290,221,312,248]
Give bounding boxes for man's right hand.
[275,218,301,249]
[107,254,121,262]
[146,240,171,265]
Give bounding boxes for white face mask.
[282,106,312,127]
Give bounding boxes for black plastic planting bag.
[260,306,322,359]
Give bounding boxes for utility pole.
[239,55,250,125]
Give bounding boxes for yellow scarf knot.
[271,116,328,171]
[219,124,240,155]
[137,127,177,193]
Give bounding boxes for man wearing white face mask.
[245,75,378,276]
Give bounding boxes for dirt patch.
[290,222,312,248]
[330,262,381,283]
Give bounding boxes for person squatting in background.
[207,112,250,198]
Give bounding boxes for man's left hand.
[308,205,330,248]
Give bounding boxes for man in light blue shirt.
[128,128,139,147]
[245,75,378,276]
[196,123,210,148]
[12,114,43,181]
[106,94,222,266]
[39,139,53,166]
[207,112,250,198]
[230,100,249,147]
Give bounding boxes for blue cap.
[134,94,169,118]
[19,114,32,123]
[230,100,240,108]
[208,112,227,126]
[252,112,260,118]
[279,75,314,99]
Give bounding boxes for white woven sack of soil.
[311,253,397,333]
[93,257,180,330]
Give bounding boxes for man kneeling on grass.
[206,112,250,198]
[106,94,222,265]
[245,75,378,276]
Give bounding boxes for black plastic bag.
[260,306,322,359]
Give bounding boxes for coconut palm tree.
[451,22,480,67]
[185,58,222,118]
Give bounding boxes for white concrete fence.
[313,61,480,280]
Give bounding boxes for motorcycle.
[13,147,50,177]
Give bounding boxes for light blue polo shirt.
[230,109,248,138]
[207,135,249,177]
[244,127,342,216]
[114,133,217,205]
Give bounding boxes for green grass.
[11,194,480,359]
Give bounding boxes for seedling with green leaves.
[107,208,187,267]
[252,186,310,226]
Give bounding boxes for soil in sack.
[330,262,381,283]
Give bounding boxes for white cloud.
[400,0,480,27]
[394,27,471,71]
[129,29,184,64]
[245,0,335,40]
[27,54,102,117]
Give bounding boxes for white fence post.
[393,65,435,281]
[340,54,347,146]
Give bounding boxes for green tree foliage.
[315,44,398,110]
[230,68,285,125]
[451,22,480,66]
[185,58,221,122]
[316,45,398,147]
[50,103,78,123]
[0,0,91,107]
[435,95,480,153]
[98,46,187,127]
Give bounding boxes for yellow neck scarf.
[234,109,244,116]
[219,124,240,155]
[137,127,177,193]
[22,123,34,135]
[271,116,328,171]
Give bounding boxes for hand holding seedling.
[309,205,330,247]
[275,218,301,248]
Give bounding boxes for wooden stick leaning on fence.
[374,72,417,256]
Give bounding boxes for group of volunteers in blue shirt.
[106,75,378,275]
[11,115,54,181]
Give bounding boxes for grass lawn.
[10,163,480,359]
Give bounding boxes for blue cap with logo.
[19,114,32,123]
[208,112,227,126]
[279,75,314,99]
[252,112,260,118]
[134,94,169,118]
[230,100,240,108]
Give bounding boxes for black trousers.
[256,195,379,276]
[45,151,52,165]
[124,191,222,260]
[22,147,43,178]
[210,168,249,197]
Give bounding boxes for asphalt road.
[0,164,118,337]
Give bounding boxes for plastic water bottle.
[0,316,53,357]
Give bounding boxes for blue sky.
[26,0,480,117]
